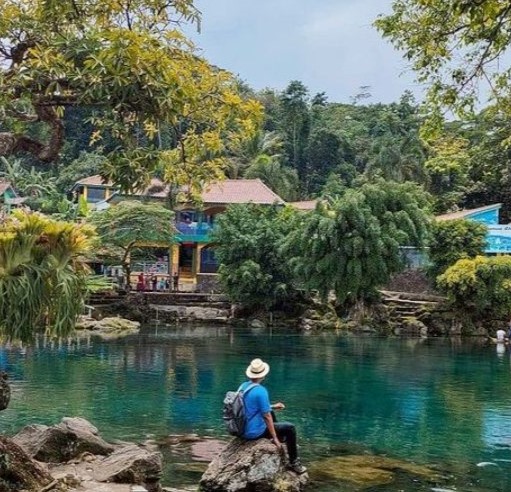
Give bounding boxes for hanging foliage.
[0,210,96,341]
[284,180,431,306]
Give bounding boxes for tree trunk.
[0,104,64,163]
[122,245,134,289]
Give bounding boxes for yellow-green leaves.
[376,0,511,117]
[437,255,511,322]
[0,0,262,189]
[0,210,97,341]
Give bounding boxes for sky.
[185,0,424,104]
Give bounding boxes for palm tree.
[244,154,299,201]
[227,131,284,178]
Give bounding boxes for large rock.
[199,438,309,492]
[93,444,162,492]
[13,417,115,462]
[0,435,53,491]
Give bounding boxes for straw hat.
[246,358,270,379]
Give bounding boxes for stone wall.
[196,273,222,294]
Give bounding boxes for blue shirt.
[240,381,271,439]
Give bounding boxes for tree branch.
[0,103,64,163]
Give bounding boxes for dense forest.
[3,0,511,337]
[2,80,511,222]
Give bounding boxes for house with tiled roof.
[70,176,285,284]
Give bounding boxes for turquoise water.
[1,326,511,490]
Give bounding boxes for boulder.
[199,438,309,492]
[75,316,141,338]
[249,319,266,329]
[13,417,115,463]
[0,435,54,491]
[93,444,162,492]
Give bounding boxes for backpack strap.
[237,382,258,395]
[241,383,259,425]
[243,383,258,397]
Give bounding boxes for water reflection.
[0,328,509,490]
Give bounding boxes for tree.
[55,151,107,192]
[90,201,176,288]
[0,0,262,192]
[211,204,297,310]
[244,155,299,201]
[284,180,431,306]
[278,81,311,181]
[0,210,96,341]
[423,136,471,212]
[227,130,283,179]
[375,1,511,119]
[428,219,488,279]
[305,129,342,194]
[438,256,511,323]
[0,156,73,215]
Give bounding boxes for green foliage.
[56,152,107,192]
[244,155,299,201]
[89,201,175,285]
[284,180,431,305]
[423,136,471,212]
[211,204,297,309]
[376,1,511,122]
[0,210,96,341]
[0,0,262,192]
[0,156,75,216]
[438,256,511,321]
[278,81,311,181]
[90,201,175,250]
[428,219,487,278]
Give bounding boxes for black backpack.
[223,383,257,437]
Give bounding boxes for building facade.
[71,176,285,284]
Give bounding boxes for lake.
[1,325,510,491]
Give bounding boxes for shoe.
[289,459,307,474]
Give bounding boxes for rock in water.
[13,416,114,462]
[199,438,309,492]
[0,436,53,491]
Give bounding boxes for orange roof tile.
[201,179,285,205]
[75,176,285,205]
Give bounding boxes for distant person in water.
[496,328,507,343]
[239,358,307,474]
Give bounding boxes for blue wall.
[468,208,500,225]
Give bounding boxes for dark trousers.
[261,412,298,462]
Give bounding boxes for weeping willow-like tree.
[0,210,96,341]
[284,180,431,305]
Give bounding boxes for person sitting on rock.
[240,358,307,474]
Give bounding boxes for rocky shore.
[0,415,463,492]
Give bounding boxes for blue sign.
[486,225,511,253]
